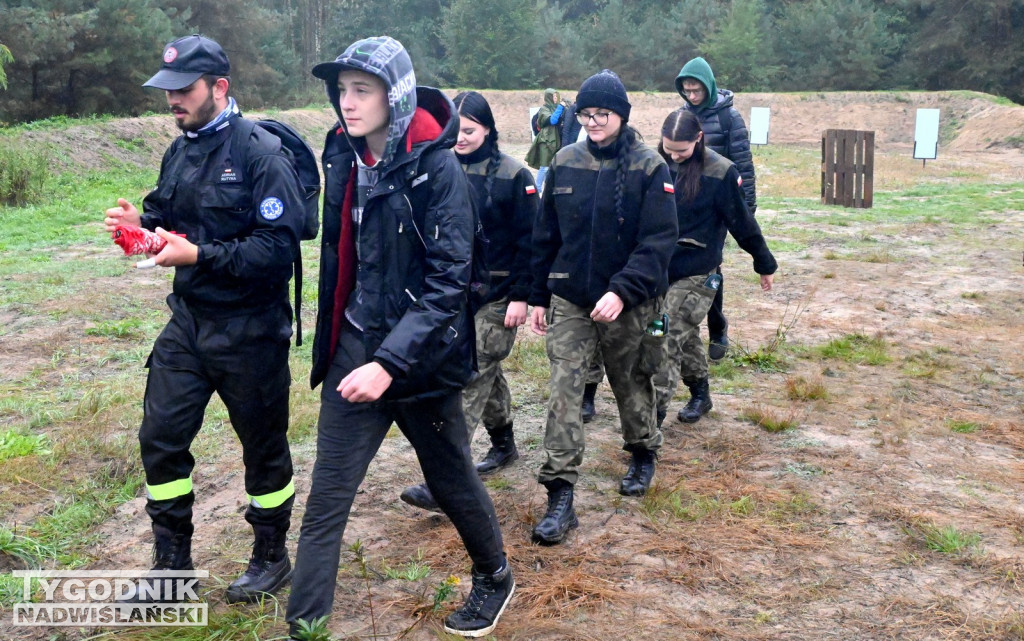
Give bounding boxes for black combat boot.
[619,447,657,496]
[399,483,441,513]
[677,377,713,423]
[475,422,519,474]
[226,525,292,603]
[581,383,598,423]
[117,524,195,603]
[532,479,578,545]
[443,562,516,637]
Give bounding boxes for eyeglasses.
[681,88,705,98]
[576,111,611,126]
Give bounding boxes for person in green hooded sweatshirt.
[675,56,756,364]
[525,88,565,192]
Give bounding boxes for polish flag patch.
[525,185,537,195]
[663,182,675,193]
[737,176,743,186]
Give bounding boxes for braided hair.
[659,107,704,203]
[612,123,641,224]
[453,91,502,207]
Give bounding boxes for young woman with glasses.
[527,70,677,545]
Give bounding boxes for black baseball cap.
[143,35,230,90]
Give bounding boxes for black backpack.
[231,118,322,345]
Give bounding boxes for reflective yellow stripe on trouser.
[248,479,295,510]
[146,476,193,502]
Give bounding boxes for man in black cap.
[103,34,303,604]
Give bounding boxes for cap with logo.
[143,35,230,91]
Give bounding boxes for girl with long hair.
[399,91,540,510]
[654,108,777,426]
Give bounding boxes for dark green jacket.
[525,88,562,169]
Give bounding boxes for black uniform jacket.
[457,146,539,304]
[528,135,677,312]
[141,114,303,315]
[667,149,776,282]
[310,87,477,398]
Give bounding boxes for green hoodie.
[675,57,718,111]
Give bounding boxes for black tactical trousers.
[139,294,294,536]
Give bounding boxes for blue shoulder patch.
[260,197,284,220]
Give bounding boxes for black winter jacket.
[310,87,477,397]
[456,144,538,304]
[684,90,757,212]
[529,135,677,311]
[667,149,776,282]
[141,114,303,315]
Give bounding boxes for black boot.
[117,524,195,603]
[581,383,598,423]
[677,377,713,423]
[619,448,657,496]
[532,480,578,545]
[226,525,292,604]
[708,333,729,361]
[443,562,516,637]
[399,483,441,513]
[476,422,519,474]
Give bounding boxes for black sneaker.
[443,563,515,637]
[399,483,441,513]
[708,334,729,361]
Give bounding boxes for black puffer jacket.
[529,134,677,311]
[676,57,757,212]
[310,87,476,398]
[666,148,776,281]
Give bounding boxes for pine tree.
[439,0,538,89]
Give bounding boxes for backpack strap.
[719,108,733,160]
[229,118,306,346]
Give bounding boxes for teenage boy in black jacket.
[285,36,513,639]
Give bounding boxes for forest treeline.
[1,0,1022,123]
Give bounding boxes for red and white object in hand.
[111,225,185,267]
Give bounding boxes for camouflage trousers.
[585,344,604,385]
[538,295,664,485]
[653,272,720,416]
[461,299,518,443]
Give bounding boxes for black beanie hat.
[575,69,631,121]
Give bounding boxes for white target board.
[749,107,770,145]
[914,109,940,160]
